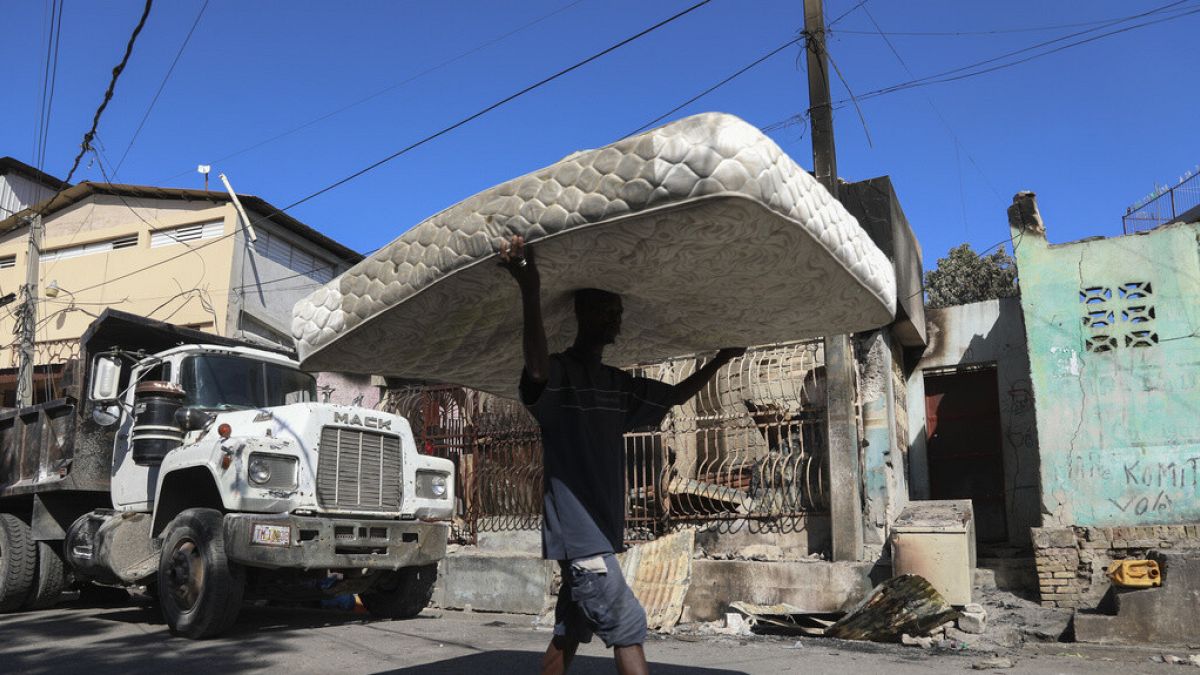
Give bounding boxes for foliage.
[923,243,1017,309]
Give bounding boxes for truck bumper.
[223,514,448,571]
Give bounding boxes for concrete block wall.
[1032,524,1200,607]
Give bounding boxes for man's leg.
[541,635,579,675]
[614,644,648,675]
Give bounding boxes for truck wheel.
[0,514,37,612]
[157,508,244,639]
[360,564,437,619]
[22,541,66,610]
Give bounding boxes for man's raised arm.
[669,348,746,406]
[499,235,550,386]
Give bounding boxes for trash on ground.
[728,602,839,636]
[824,574,959,643]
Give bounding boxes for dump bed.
[0,309,288,500]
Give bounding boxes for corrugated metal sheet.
[616,528,695,631]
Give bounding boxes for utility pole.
[17,212,42,408]
[804,0,864,562]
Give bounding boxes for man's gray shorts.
[555,554,647,648]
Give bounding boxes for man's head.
[574,288,623,345]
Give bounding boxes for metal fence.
[384,340,830,546]
[1123,171,1200,234]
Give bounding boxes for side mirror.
[90,354,122,403]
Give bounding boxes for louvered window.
[41,234,142,262]
[150,220,224,248]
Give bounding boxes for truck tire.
[0,514,37,612]
[22,541,66,610]
[157,508,244,639]
[360,564,437,619]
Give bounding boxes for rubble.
[957,603,988,634]
[900,633,933,649]
[825,575,959,642]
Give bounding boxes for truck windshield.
[180,354,317,410]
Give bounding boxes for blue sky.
[3,0,1198,271]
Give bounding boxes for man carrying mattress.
[500,235,744,675]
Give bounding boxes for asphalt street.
[0,596,1188,674]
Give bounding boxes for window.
[181,354,316,410]
[150,220,224,248]
[252,229,336,284]
[0,255,14,269]
[1080,281,1159,353]
[40,234,141,262]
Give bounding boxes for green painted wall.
[1012,204,1200,527]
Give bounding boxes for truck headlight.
[247,453,298,489]
[416,471,450,499]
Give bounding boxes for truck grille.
[316,427,402,512]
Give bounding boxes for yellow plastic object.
[1106,559,1162,588]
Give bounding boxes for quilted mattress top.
[292,112,896,397]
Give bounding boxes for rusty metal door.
[924,368,1007,543]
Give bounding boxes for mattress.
[292,112,896,398]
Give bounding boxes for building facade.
[0,181,367,406]
[1008,192,1200,607]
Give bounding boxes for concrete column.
[825,333,863,562]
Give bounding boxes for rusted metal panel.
[617,528,695,632]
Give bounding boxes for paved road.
[0,596,1186,674]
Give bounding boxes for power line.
[58,0,154,187]
[828,0,870,28]
[631,35,804,136]
[831,6,1193,37]
[52,1,712,295]
[858,4,1002,205]
[33,0,64,172]
[836,1,1200,106]
[278,0,715,213]
[155,0,590,185]
[113,0,209,177]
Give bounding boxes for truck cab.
[0,311,453,638]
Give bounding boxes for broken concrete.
[1073,551,1200,646]
[694,516,831,561]
[682,559,873,622]
[433,551,553,615]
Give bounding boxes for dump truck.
[0,310,454,638]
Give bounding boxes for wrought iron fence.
[1123,171,1200,234]
[384,340,830,546]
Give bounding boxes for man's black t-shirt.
[520,348,674,560]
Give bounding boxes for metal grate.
[316,427,402,512]
[387,340,830,546]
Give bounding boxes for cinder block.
[1032,528,1077,549]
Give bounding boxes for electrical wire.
[830,5,1196,37]
[835,1,1200,106]
[630,35,804,136]
[858,5,1002,206]
[278,0,714,213]
[33,0,64,172]
[113,0,209,177]
[155,0,591,184]
[59,0,153,187]
[36,1,713,295]
[827,0,870,28]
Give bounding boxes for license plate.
[252,524,291,547]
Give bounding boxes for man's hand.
[499,235,539,288]
[669,347,748,406]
